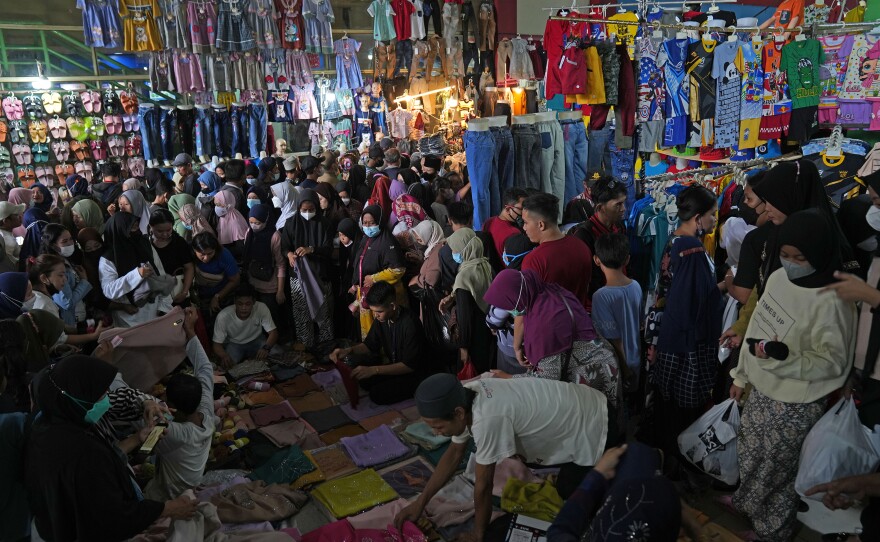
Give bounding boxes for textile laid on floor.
[274,374,320,398]
[311,469,399,518]
[340,424,413,467]
[243,388,285,407]
[358,410,404,431]
[250,400,298,427]
[379,457,434,499]
[211,480,309,523]
[401,421,451,450]
[247,445,315,485]
[499,478,563,522]
[305,445,360,481]
[340,396,392,421]
[257,418,324,449]
[319,424,368,445]
[300,405,353,432]
[289,391,335,413]
[228,359,272,380]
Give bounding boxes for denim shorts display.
[609,133,636,210]
[561,118,588,204]
[511,124,542,190]
[587,125,612,176]
[464,129,497,230]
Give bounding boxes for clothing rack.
[393,86,454,104]
[812,20,880,35]
[640,153,802,185]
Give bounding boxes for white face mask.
[867,205,880,232]
[342,238,353,248]
[22,295,36,309]
[341,197,351,205]
[858,236,879,252]
[250,223,266,232]
[272,196,283,209]
[59,245,75,258]
[215,206,228,218]
[300,211,316,221]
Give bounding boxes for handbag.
[248,259,275,282]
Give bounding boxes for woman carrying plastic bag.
[727,209,858,542]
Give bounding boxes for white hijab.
[271,182,299,230]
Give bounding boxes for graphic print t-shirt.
[738,41,764,120]
[804,3,831,25]
[807,153,866,207]
[762,39,792,116]
[781,39,825,109]
[838,34,876,101]
[818,35,854,109]
[686,38,717,120]
[657,38,690,119]
[712,41,741,148]
[637,35,666,122]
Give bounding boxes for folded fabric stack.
[401,421,451,451]
[340,425,414,468]
[311,469,399,518]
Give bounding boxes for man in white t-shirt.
[395,374,609,541]
[211,285,278,367]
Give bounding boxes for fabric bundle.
[340,425,413,468]
[401,422,451,451]
[211,481,308,523]
[311,469,399,518]
[246,446,315,486]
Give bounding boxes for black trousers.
[423,0,442,35]
[176,107,195,157]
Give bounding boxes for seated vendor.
[211,285,278,368]
[329,281,439,404]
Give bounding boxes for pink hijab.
[8,188,32,237]
[213,190,249,245]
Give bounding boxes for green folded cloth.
[311,469,398,518]
[247,445,315,485]
[402,421,451,451]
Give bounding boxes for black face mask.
[422,172,436,182]
[738,202,760,227]
[43,280,59,295]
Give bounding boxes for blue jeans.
[194,107,213,157]
[159,107,177,162]
[491,126,514,216]
[225,335,265,364]
[587,125,612,176]
[561,119,588,204]
[394,40,413,77]
[609,133,636,210]
[231,106,249,158]
[138,105,159,162]
[213,107,230,158]
[464,129,496,231]
[248,104,267,158]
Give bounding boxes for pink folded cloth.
[340,396,391,421]
[347,499,410,530]
[258,418,324,449]
[251,400,298,427]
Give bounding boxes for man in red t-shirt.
[521,193,594,311]
[481,187,528,267]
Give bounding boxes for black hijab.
[280,189,333,277]
[351,205,404,286]
[34,355,117,425]
[244,203,276,267]
[348,165,371,204]
[102,212,154,275]
[778,209,842,288]
[407,182,435,220]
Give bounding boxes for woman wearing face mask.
[245,163,261,187]
[440,228,495,374]
[25,355,199,542]
[212,189,249,258]
[336,218,363,340]
[179,203,216,241]
[149,209,195,310]
[280,189,335,348]
[335,181,364,223]
[349,205,405,339]
[244,203,288,335]
[271,181,299,230]
[197,170,223,198]
[18,184,54,272]
[570,176,628,296]
[313,182,348,231]
[99,212,162,327]
[26,254,68,317]
[39,224,92,326]
[729,209,857,542]
[168,193,197,240]
[646,185,723,462]
[118,190,151,234]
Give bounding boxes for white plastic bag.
[678,399,740,485]
[795,398,880,499]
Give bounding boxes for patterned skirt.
[654,342,718,409]
[733,388,825,541]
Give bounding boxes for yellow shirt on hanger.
[608,11,639,59]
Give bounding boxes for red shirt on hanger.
[391,0,415,40]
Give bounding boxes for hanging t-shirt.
[807,153,867,207]
[818,35,854,112]
[804,2,831,24]
[267,90,295,121]
[686,38,718,121]
[738,41,764,120]
[712,40,741,149]
[657,38,690,118]
[608,11,639,59]
[761,39,791,117]
[781,39,825,109]
[766,0,805,28]
[409,0,425,40]
[862,40,880,99]
[636,35,666,123]
[838,34,874,101]
[367,0,397,42]
[391,0,414,41]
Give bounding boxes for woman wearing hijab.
[167,193,196,240]
[838,195,878,278]
[18,186,54,272]
[368,175,395,227]
[179,203,216,241]
[69,198,104,235]
[391,182,428,237]
[441,228,495,373]
[40,223,92,326]
[7,188,33,238]
[75,227,109,312]
[271,181,299,230]
[121,177,143,192]
[336,180,364,223]
[729,209,857,541]
[313,182,348,230]
[25,355,198,541]
[99,212,161,327]
[143,167,165,201]
[280,189,335,348]
[345,163,371,204]
[118,189,150,234]
[350,205,405,339]
[212,189,249,258]
[65,174,90,199]
[644,186,722,461]
[407,181,436,220]
[149,209,195,311]
[244,203,287,333]
[197,170,223,197]
[335,218,362,340]
[409,219,446,292]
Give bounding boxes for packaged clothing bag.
[795,398,880,499]
[98,306,186,391]
[677,399,740,485]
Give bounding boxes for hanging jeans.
[536,119,566,219]
[441,2,460,52]
[463,43,479,75]
[464,129,496,230]
[394,40,413,78]
[491,126,515,216]
[426,35,447,82]
[560,118,588,204]
[138,105,160,162]
[159,107,177,162]
[194,106,213,158]
[587,125,612,177]
[212,106,231,158]
[609,133,637,210]
[423,0,442,36]
[230,105,249,158]
[176,107,195,158]
[511,124,542,191]
[248,103,267,158]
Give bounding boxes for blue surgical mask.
[183,223,193,231]
[779,258,815,281]
[247,199,260,209]
[502,250,531,268]
[246,177,257,186]
[363,225,380,238]
[452,252,463,264]
[215,206,228,218]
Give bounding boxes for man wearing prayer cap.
[395,374,611,540]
